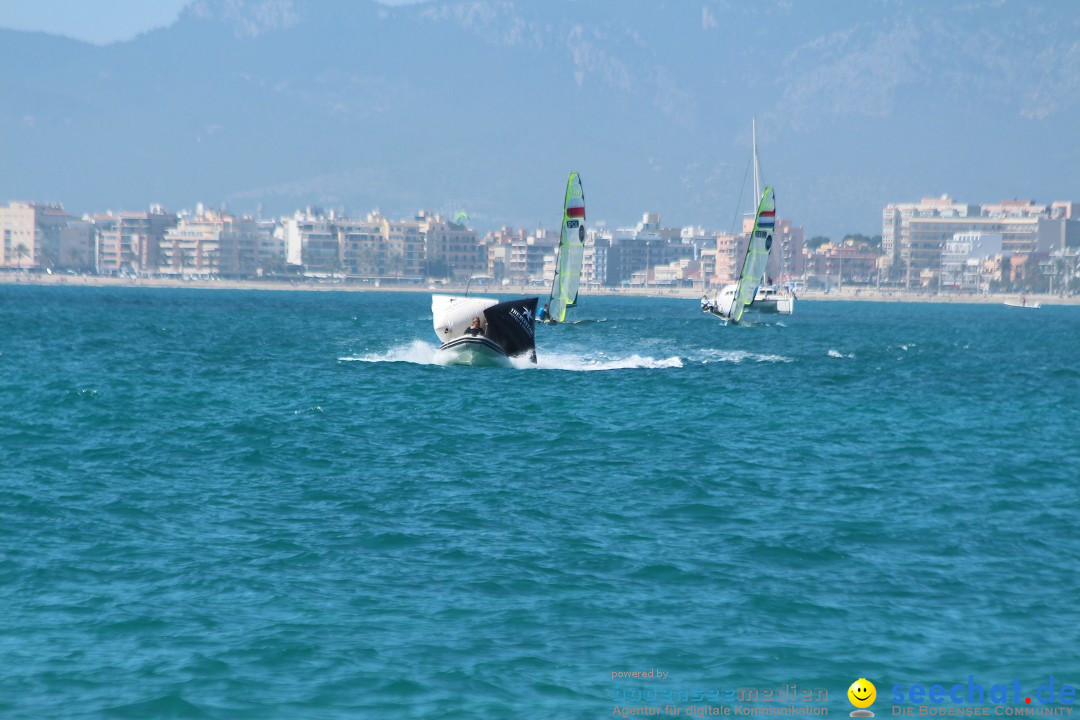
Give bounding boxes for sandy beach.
[2,272,1076,306]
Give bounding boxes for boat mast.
[751,117,781,287]
[752,117,761,204]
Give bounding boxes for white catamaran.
[432,278,539,367]
[542,172,586,324]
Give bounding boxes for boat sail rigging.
[546,172,586,324]
[728,186,775,324]
[705,119,789,323]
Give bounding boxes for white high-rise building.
[882,196,1079,286]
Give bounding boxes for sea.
[1,284,1077,719]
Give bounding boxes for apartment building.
[483,227,524,282]
[940,232,1002,290]
[381,217,424,279]
[418,211,483,282]
[712,233,740,285]
[283,211,338,272]
[255,220,286,274]
[91,205,178,274]
[0,201,75,268]
[508,230,557,284]
[583,233,608,287]
[339,216,387,276]
[160,208,260,276]
[58,221,95,270]
[882,196,1079,286]
[771,218,805,281]
[805,241,881,288]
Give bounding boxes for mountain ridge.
[3,0,1077,237]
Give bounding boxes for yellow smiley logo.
[848,678,876,714]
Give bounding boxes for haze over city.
[2,0,1078,240]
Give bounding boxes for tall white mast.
[752,117,761,202]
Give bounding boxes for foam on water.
[530,351,683,371]
[340,339,444,365]
[341,342,683,372]
[698,348,794,364]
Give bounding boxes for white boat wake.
[532,352,683,371]
[699,349,793,364]
[340,340,449,366]
[341,343,683,371]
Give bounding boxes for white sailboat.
[704,121,794,323]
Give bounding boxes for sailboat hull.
[750,287,795,315]
[703,308,732,325]
[703,284,794,321]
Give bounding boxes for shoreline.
[1,273,1076,306]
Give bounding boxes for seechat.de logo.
[849,678,877,717]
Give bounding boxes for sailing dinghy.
[707,186,776,325]
[543,172,586,324]
[704,121,794,323]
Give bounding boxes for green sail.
[548,172,586,323]
[730,187,775,325]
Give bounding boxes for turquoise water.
[2,285,1077,719]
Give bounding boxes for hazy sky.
[2,1,1077,239]
[0,0,189,45]
[0,0,419,44]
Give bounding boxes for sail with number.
[547,172,586,323]
[729,186,775,325]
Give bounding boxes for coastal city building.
[92,205,178,275]
[57,220,95,270]
[283,210,338,273]
[805,238,880,291]
[3,194,1077,295]
[881,196,1080,288]
[940,232,1002,291]
[583,232,608,288]
[159,207,262,277]
[483,226,557,285]
[418,211,484,282]
[377,215,425,280]
[337,216,388,278]
[595,213,693,287]
[0,201,75,269]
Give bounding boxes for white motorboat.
[432,294,538,367]
[1004,297,1040,309]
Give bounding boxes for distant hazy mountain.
[2,0,1077,237]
